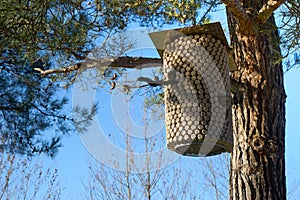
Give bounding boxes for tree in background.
[0,57,71,156]
[87,159,205,200]
[0,0,102,155]
[86,105,204,200]
[0,153,62,200]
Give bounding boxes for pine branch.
[34,57,163,76]
[221,0,253,31]
[257,0,286,23]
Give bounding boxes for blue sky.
[284,69,300,183]
[53,69,300,199]
[15,5,297,199]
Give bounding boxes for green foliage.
[0,0,134,66]
[144,92,164,109]
[127,0,203,26]
[72,103,98,133]
[0,0,84,61]
[0,0,128,156]
[279,1,300,52]
[0,58,71,156]
[278,0,300,70]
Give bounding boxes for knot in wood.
[252,138,265,153]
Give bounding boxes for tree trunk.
[227,2,287,200]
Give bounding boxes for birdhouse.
[149,22,233,156]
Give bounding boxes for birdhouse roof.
[149,22,230,58]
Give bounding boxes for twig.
[198,0,218,25]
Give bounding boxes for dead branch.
[34,57,163,76]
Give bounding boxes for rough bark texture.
[227,1,287,199]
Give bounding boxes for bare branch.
[34,57,163,76]
[197,0,218,25]
[34,64,81,76]
[257,0,286,23]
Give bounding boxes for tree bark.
[227,1,287,199]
